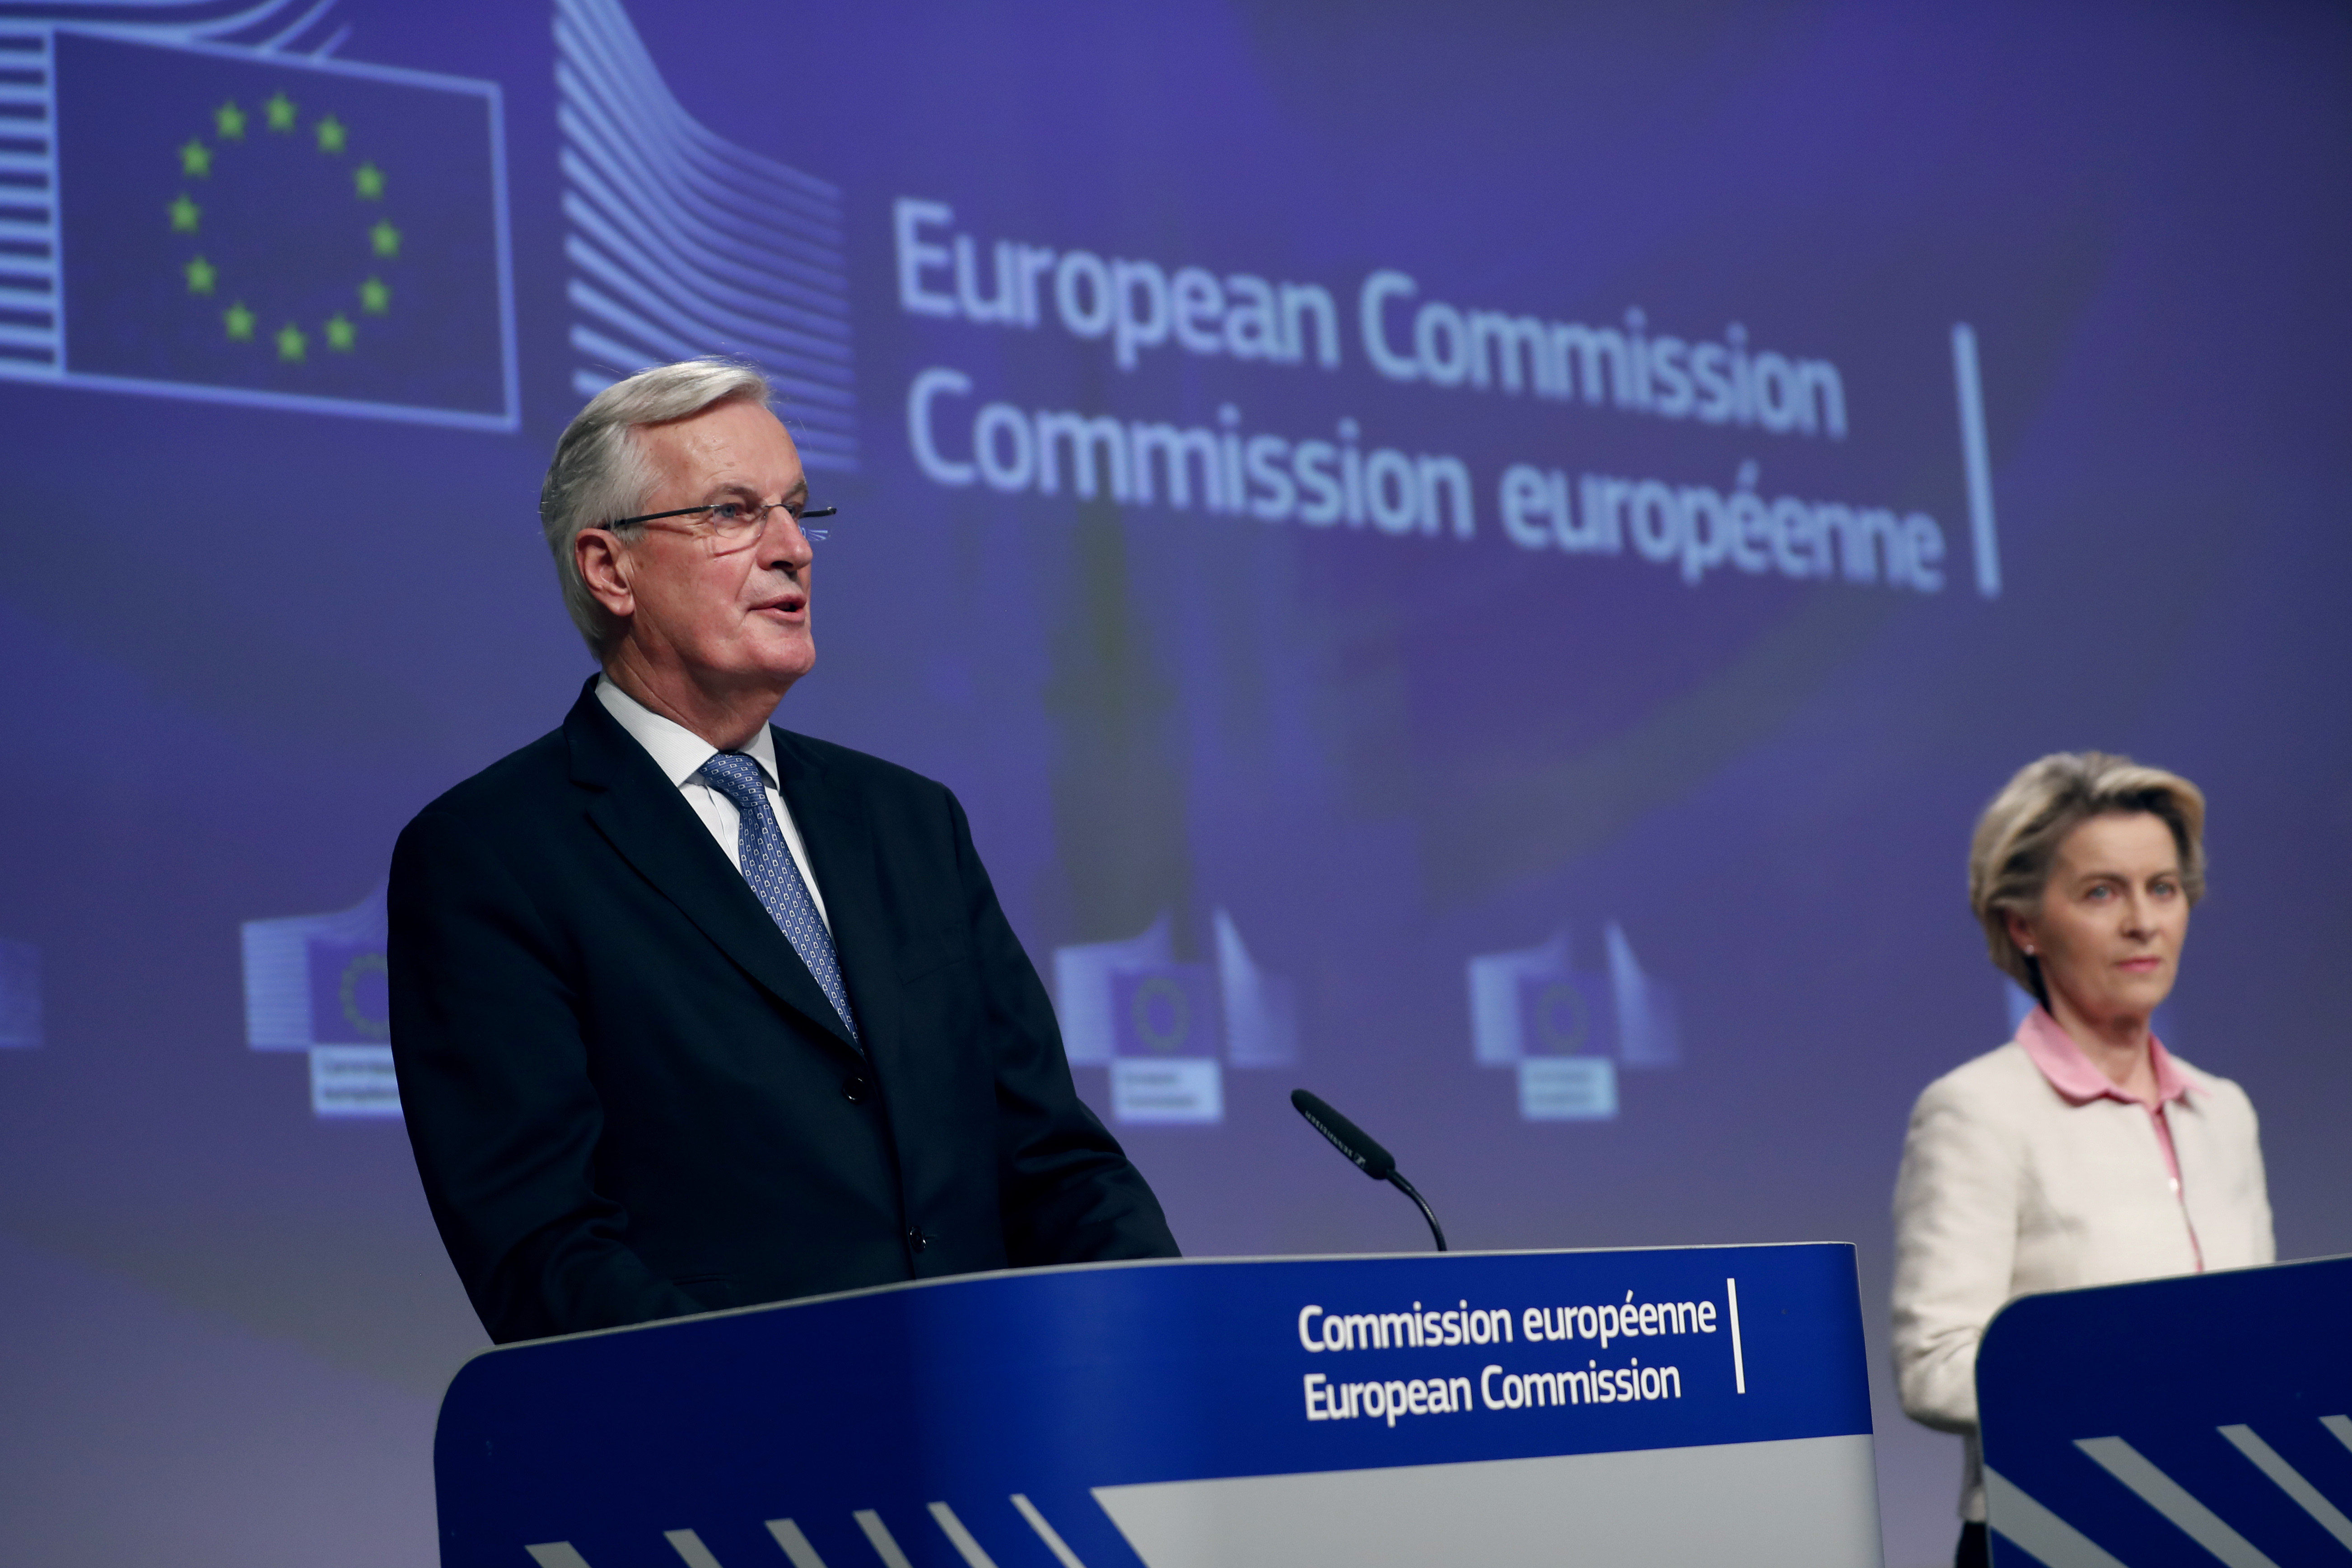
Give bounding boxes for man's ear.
[576,528,635,622]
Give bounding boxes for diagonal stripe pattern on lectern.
[662,1528,727,1568]
[929,1502,1003,1568]
[764,1519,831,1568]
[2074,1436,2282,1568]
[1982,1466,2129,1568]
[1010,1494,1092,1568]
[854,1510,915,1568]
[2218,1423,2352,1551]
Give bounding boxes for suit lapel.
[771,727,905,1086]
[565,686,861,1059]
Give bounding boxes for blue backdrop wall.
[1,2,2347,1564]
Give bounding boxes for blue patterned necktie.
[696,752,860,1047]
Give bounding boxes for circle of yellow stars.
[168,90,399,361]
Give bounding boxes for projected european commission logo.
[1467,924,1680,1121]
[0,25,514,428]
[241,887,398,1119]
[1054,911,1299,1125]
[555,0,856,468]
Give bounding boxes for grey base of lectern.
[1096,1436,1880,1565]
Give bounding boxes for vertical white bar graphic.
[2218,1424,2352,1549]
[1726,1277,1746,1394]
[0,27,66,383]
[1951,322,2001,599]
[764,1519,831,1568]
[929,1502,1002,1567]
[2075,1437,2281,1568]
[1010,1495,1091,1568]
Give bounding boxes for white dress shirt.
[1891,1017,2272,1522]
[594,676,831,931]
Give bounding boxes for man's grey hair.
[1967,750,2208,1007]
[539,357,773,654]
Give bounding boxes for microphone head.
[1291,1088,1397,1181]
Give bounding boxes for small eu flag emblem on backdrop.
[305,938,390,1046]
[48,30,513,426]
[1107,963,1224,1125]
[1111,965,1223,1059]
[1514,971,1617,1057]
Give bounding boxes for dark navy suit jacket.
[388,680,1176,1343]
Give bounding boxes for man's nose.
[761,514,813,573]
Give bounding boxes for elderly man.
[389,359,1177,1344]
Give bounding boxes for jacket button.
[842,1075,872,1104]
[906,1229,929,1253]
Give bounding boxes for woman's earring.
[2022,943,2036,956]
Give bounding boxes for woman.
[1892,752,2273,1568]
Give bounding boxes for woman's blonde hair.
[1968,751,2207,1005]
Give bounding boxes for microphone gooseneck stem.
[1389,1171,1448,1252]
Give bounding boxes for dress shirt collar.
[2017,1004,2190,1109]
[594,674,779,789]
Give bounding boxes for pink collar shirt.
[2014,1006,2201,1269]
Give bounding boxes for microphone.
[1290,1088,1448,1251]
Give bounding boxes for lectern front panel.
[435,1244,1879,1566]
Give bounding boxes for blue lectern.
[434,1244,1880,1567]
[1979,1253,2352,1568]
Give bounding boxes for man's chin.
[749,637,816,687]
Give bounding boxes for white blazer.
[1890,1022,2272,1521]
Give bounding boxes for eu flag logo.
[305,938,390,1046]
[1107,963,1224,1124]
[32,30,515,427]
[1051,910,1297,1125]
[1111,965,1223,1059]
[241,887,400,1119]
[1468,924,1680,1123]
[1514,971,1617,1058]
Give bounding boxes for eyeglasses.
[605,500,836,544]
